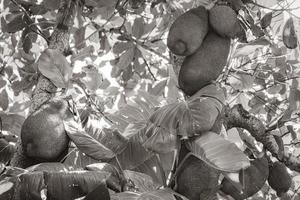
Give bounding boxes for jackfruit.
[221,156,269,200]
[167,6,208,56]
[268,161,292,197]
[21,98,72,161]
[178,31,230,96]
[209,5,243,38]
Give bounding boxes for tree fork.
[10,0,80,168]
[224,104,300,172]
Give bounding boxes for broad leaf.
[186,132,250,172]
[137,123,177,153]
[0,112,25,136]
[233,38,270,58]
[138,188,189,200]
[260,12,273,29]
[26,162,75,172]
[124,170,160,192]
[63,118,115,161]
[149,84,225,137]
[38,49,72,88]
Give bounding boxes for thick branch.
[224,104,300,172]
[11,0,79,168]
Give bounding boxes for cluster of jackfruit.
[167,3,244,96]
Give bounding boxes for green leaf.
[63,118,115,161]
[117,47,135,70]
[38,49,72,88]
[186,132,250,172]
[138,188,189,200]
[5,13,26,33]
[137,123,177,153]
[149,84,225,137]
[124,170,160,192]
[0,90,9,110]
[233,38,270,58]
[260,12,273,29]
[132,18,144,39]
[0,112,25,136]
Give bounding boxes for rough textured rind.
[209,5,243,38]
[21,99,71,161]
[179,31,230,96]
[268,161,292,197]
[167,6,208,56]
[221,156,269,200]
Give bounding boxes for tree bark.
[224,104,300,173]
[10,0,79,168]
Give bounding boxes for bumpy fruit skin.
[178,31,230,96]
[174,143,219,200]
[176,155,219,200]
[268,161,292,197]
[21,99,72,161]
[209,5,243,38]
[167,6,208,56]
[221,156,269,200]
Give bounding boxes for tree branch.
[10,0,80,168]
[224,104,300,172]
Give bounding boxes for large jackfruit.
[209,5,243,38]
[221,156,269,200]
[167,6,208,56]
[178,31,230,96]
[268,161,292,197]
[21,98,72,161]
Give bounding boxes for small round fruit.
[167,6,208,56]
[209,5,243,38]
[21,99,72,161]
[268,161,292,197]
[221,156,269,200]
[178,31,230,96]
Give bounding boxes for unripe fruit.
[21,99,72,161]
[178,31,230,96]
[221,156,269,200]
[209,5,243,38]
[176,155,219,200]
[268,161,292,197]
[167,6,208,56]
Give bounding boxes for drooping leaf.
[186,131,250,172]
[116,47,135,70]
[282,17,298,49]
[132,155,166,186]
[149,84,225,137]
[233,38,270,58]
[0,89,9,110]
[44,171,110,200]
[26,162,75,172]
[137,123,177,153]
[124,170,160,192]
[81,65,103,91]
[63,118,115,161]
[0,139,16,164]
[84,181,111,200]
[0,112,25,136]
[5,13,26,33]
[132,18,144,39]
[38,49,72,88]
[260,12,273,29]
[85,162,126,192]
[138,188,189,200]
